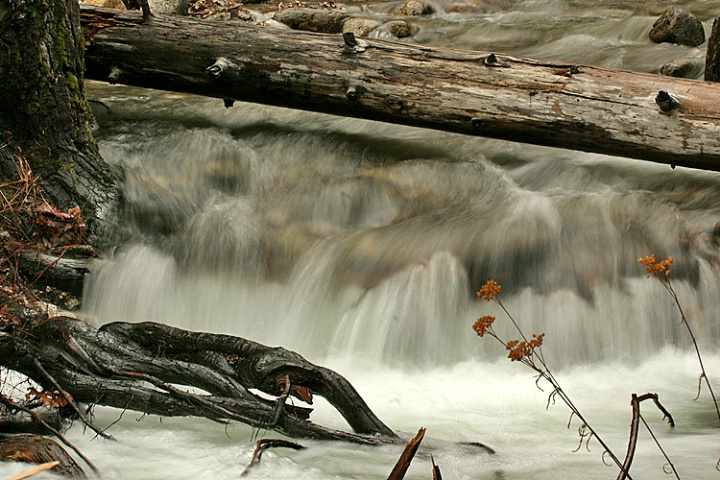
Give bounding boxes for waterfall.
[83,99,720,369]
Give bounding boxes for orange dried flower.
[477,280,501,301]
[472,316,495,337]
[505,333,544,362]
[638,254,673,278]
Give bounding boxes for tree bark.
[80,6,720,171]
[0,312,399,445]
[0,0,118,237]
[707,19,720,82]
[0,435,86,479]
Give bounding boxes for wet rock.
[81,0,126,8]
[660,58,704,79]
[274,8,349,33]
[149,0,189,15]
[391,0,434,16]
[648,7,705,47]
[444,0,491,15]
[384,20,413,38]
[343,18,381,37]
[262,18,292,29]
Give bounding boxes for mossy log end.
[80,6,720,171]
[0,316,399,445]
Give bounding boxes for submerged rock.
[660,58,704,79]
[81,0,126,8]
[149,0,189,15]
[649,7,705,47]
[343,17,381,37]
[274,8,349,33]
[384,20,413,38]
[391,0,434,16]
[444,0,491,15]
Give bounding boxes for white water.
[6,0,720,477]
[67,92,720,479]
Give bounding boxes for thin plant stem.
[661,276,720,425]
[483,299,632,479]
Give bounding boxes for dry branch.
[240,439,305,476]
[387,427,426,480]
[617,393,677,480]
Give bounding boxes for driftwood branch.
[0,396,99,475]
[7,461,61,480]
[387,427,426,480]
[79,6,720,171]
[1,316,399,445]
[617,393,677,480]
[240,439,305,476]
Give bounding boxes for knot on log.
[108,67,122,84]
[656,90,680,113]
[345,85,366,101]
[343,32,367,53]
[385,98,404,111]
[206,58,236,80]
[483,53,510,68]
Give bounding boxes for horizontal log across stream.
[80,6,720,171]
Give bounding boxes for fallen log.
[79,6,720,171]
[0,313,399,445]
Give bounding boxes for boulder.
[444,0,491,15]
[391,0,434,16]
[274,8,349,33]
[81,0,126,8]
[149,0,188,15]
[648,7,705,47]
[660,58,704,79]
[384,20,413,38]
[343,17,381,37]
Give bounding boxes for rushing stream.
[7,0,720,478]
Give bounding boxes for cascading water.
[10,0,720,478]
[83,101,720,367]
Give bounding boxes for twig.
[268,374,291,428]
[32,358,115,441]
[0,394,99,474]
[117,370,264,426]
[6,461,60,480]
[617,393,678,480]
[240,439,305,476]
[431,455,443,480]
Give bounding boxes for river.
[11,0,720,478]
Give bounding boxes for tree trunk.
[80,6,720,171]
[707,19,720,82]
[0,0,118,237]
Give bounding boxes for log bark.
[0,313,399,445]
[79,6,720,171]
[0,435,86,479]
[707,19,720,82]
